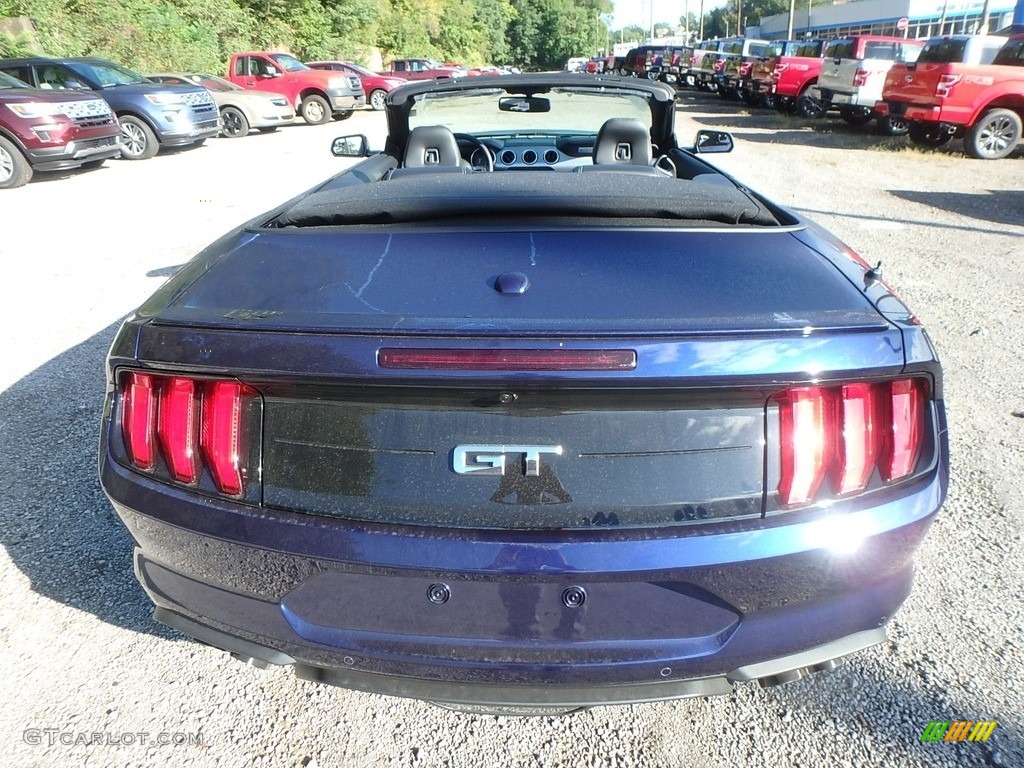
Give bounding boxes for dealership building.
[753,0,1020,40]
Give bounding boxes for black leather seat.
[575,118,663,175]
[592,118,653,166]
[403,125,466,168]
[389,125,472,179]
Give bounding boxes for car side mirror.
[265,66,281,78]
[693,129,734,154]
[331,134,370,158]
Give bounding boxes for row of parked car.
[0,51,440,189]
[611,31,1024,160]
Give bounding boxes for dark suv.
[0,70,121,188]
[0,57,219,160]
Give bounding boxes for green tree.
[612,24,646,44]
[0,29,37,57]
[507,0,542,66]
[508,0,610,69]
[474,0,514,63]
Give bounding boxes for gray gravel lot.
[1,97,1022,768]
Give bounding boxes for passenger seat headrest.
[594,118,653,166]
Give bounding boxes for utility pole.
[699,0,704,40]
[737,0,742,36]
[939,0,949,34]
[787,0,796,39]
[980,0,991,33]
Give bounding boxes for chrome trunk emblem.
[453,445,563,476]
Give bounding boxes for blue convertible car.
[100,75,947,714]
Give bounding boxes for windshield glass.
[408,87,653,136]
[269,53,309,72]
[918,39,967,63]
[66,60,147,87]
[0,71,29,89]
[991,39,1024,66]
[196,74,239,91]
[343,62,373,77]
[795,41,823,57]
[825,40,855,59]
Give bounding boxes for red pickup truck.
[876,34,1022,158]
[757,40,826,114]
[227,52,363,125]
[378,58,464,81]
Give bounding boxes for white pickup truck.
[814,35,924,133]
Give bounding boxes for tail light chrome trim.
[118,372,256,496]
[774,377,929,509]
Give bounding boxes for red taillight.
[378,348,637,371]
[740,62,753,76]
[935,74,961,98]
[777,378,927,508]
[833,383,880,495]
[157,377,198,484]
[778,387,831,507]
[119,372,254,496]
[201,381,250,496]
[771,63,788,81]
[122,372,157,470]
[881,378,924,482]
[853,68,869,87]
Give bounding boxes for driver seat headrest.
[404,125,463,168]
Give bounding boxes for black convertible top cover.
[274,172,780,228]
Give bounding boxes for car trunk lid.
[150,228,887,336]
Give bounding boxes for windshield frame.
[384,74,678,160]
[65,60,148,88]
[269,53,310,73]
[0,71,30,90]
[196,73,241,91]
[406,87,656,138]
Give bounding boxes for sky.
[610,0,727,30]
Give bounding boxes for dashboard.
[457,135,596,171]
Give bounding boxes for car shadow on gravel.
[889,190,1024,228]
[763,655,1022,766]
[791,205,1021,239]
[0,320,176,640]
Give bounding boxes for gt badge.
[453,445,563,476]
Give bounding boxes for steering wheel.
[454,133,494,172]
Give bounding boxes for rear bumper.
[103,434,944,706]
[818,88,876,110]
[876,100,967,132]
[903,104,963,126]
[157,604,888,708]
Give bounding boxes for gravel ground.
[1,95,1022,768]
